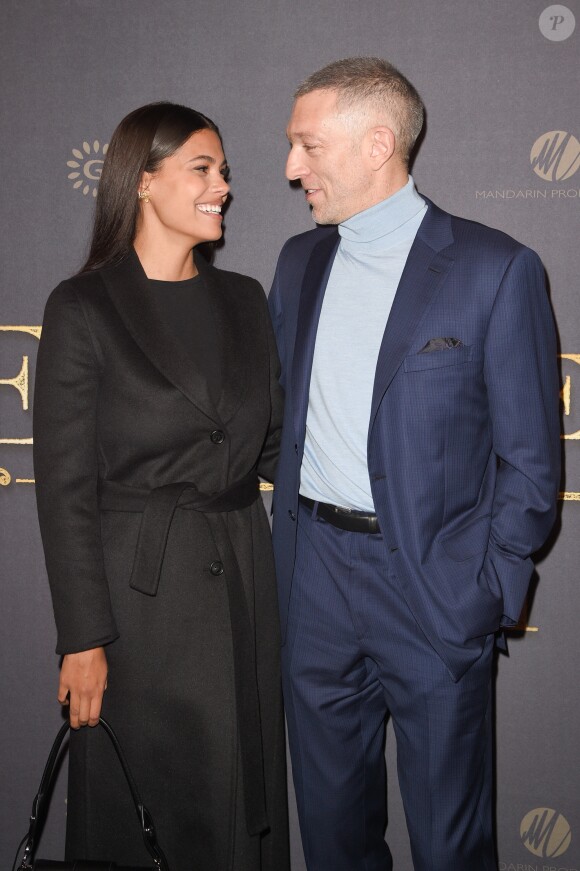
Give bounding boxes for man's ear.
[369,127,396,169]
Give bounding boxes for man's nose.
[285,148,306,181]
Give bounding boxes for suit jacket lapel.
[291,230,340,439]
[101,249,222,424]
[369,200,455,430]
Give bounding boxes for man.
[268,57,560,871]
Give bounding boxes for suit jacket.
[269,198,561,681]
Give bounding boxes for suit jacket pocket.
[440,513,491,561]
[404,344,473,372]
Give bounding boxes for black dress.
[147,273,221,404]
[33,251,289,871]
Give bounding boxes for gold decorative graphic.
[0,325,40,445]
[520,807,572,859]
[560,491,580,500]
[4,474,267,487]
[560,375,571,416]
[0,355,29,409]
[505,596,539,633]
[530,131,580,182]
[0,325,42,339]
[560,353,580,439]
[0,470,34,485]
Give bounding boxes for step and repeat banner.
[1,1,578,868]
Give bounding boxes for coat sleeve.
[33,281,119,654]
[257,284,285,483]
[481,247,561,626]
[267,241,290,390]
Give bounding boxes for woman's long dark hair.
[81,102,220,272]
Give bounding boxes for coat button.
[209,560,224,576]
[288,510,296,521]
[210,430,225,444]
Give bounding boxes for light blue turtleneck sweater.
[300,177,427,511]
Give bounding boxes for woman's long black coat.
[33,250,289,870]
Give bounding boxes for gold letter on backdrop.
[0,326,41,484]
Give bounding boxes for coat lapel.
[291,230,340,439]
[194,253,249,425]
[101,249,222,424]
[369,200,455,431]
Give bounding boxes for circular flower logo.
[67,140,108,197]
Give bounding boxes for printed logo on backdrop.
[520,808,572,859]
[539,5,576,40]
[0,326,40,486]
[67,140,108,198]
[475,129,580,201]
[531,131,580,182]
[498,808,576,871]
[475,6,576,200]
[558,350,580,502]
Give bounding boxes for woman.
[33,102,289,870]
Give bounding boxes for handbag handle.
[16,717,170,871]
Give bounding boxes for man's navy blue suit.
[268,198,560,870]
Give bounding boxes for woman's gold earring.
[138,190,151,203]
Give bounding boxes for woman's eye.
[194,165,209,173]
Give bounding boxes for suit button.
[209,560,224,576]
[210,430,225,444]
[294,443,298,454]
[288,510,296,521]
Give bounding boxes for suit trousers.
[282,500,496,871]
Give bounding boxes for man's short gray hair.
[295,57,424,164]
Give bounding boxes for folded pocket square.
[419,337,463,353]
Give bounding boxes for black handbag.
[13,717,170,871]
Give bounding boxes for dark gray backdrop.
[1,1,578,868]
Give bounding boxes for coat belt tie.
[98,471,268,836]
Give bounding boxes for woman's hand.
[58,647,108,729]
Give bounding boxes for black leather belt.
[98,471,268,836]
[299,495,381,534]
